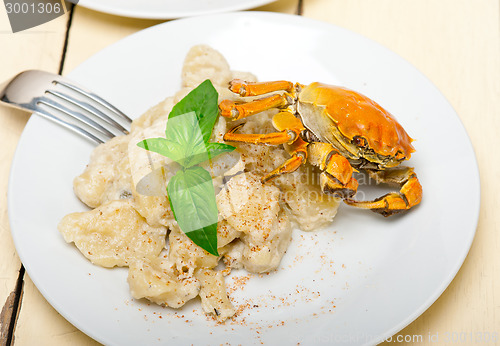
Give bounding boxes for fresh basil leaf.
[167,166,219,256]
[137,137,185,163]
[168,79,219,143]
[206,142,236,160]
[137,80,227,255]
[163,111,210,168]
[137,137,170,156]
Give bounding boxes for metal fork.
[0,70,133,144]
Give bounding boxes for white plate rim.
[76,0,278,19]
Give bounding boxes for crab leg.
[262,151,306,182]
[344,167,422,217]
[262,131,309,182]
[229,79,295,96]
[224,123,293,145]
[224,111,304,145]
[308,142,359,198]
[219,94,290,120]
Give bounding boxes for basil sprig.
[137,80,235,256]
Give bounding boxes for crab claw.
[344,167,422,216]
[306,142,359,199]
[320,172,358,199]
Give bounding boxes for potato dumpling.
[217,173,292,273]
[59,200,166,267]
[127,256,200,308]
[73,136,132,208]
[195,268,235,322]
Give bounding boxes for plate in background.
[76,0,277,19]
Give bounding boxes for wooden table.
[1,1,499,344]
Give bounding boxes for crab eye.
[352,136,368,148]
[395,151,406,160]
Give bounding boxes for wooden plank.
[13,275,100,346]
[254,0,300,15]
[303,0,500,343]
[0,9,70,345]
[0,268,22,345]
[61,8,163,74]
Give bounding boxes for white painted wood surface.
[0,11,69,344]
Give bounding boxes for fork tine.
[46,89,129,135]
[55,80,133,124]
[37,98,115,140]
[34,107,106,144]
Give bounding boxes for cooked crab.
[219,79,422,216]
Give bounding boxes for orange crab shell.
[298,82,415,160]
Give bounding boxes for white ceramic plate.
[76,0,276,19]
[9,12,479,346]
